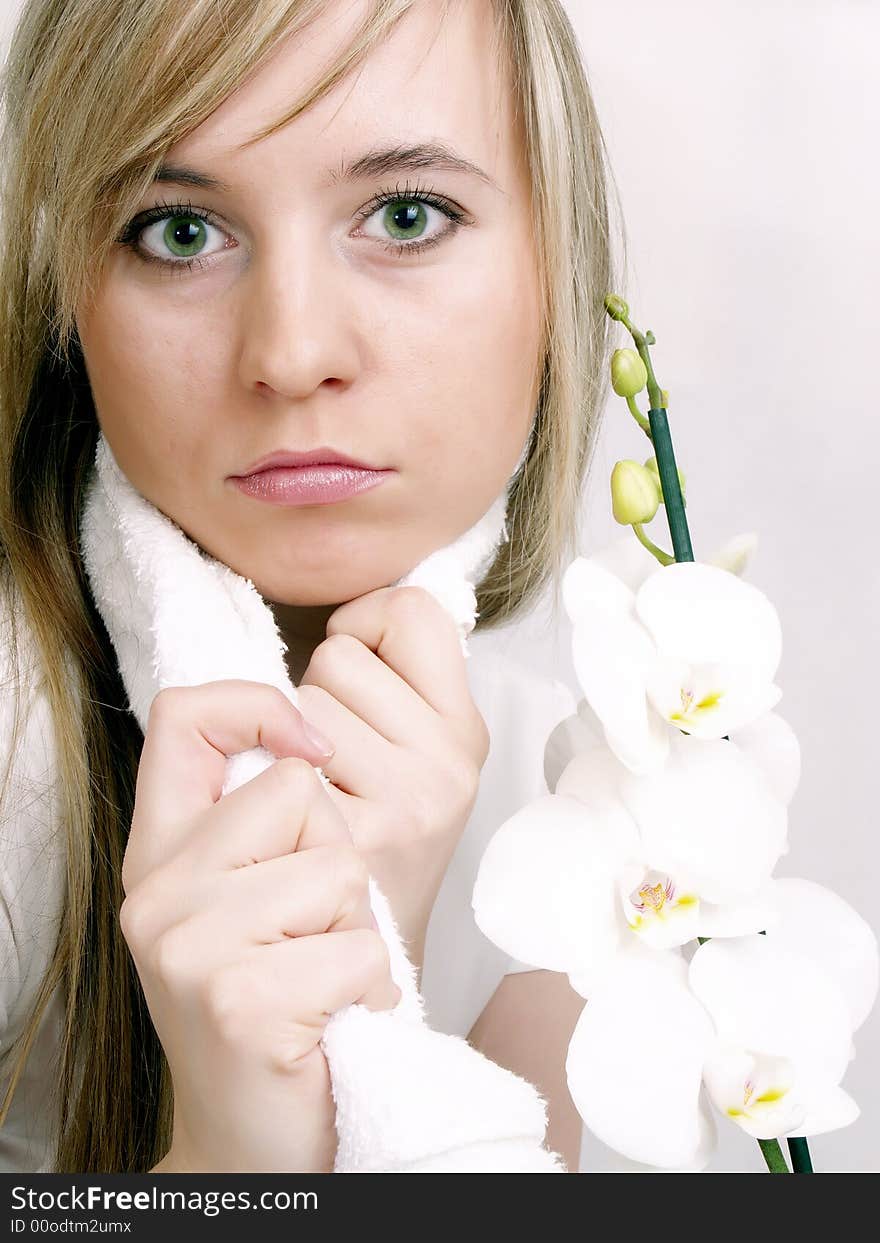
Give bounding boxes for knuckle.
[146,686,185,730]
[202,965,252,1046]
[150,921,197,990]
[271,754,320,797]
[389,586,435,621]
[309,632,360,677]
[357,927,392,979]
[471,711,491,766]
[118,890,152,951]
[293,682,331,716]
[335,844,370,895]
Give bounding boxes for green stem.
[758,1139,791,1173]
[615,311,694,564]
[626,394,653,436]
[647,407,694,564]
[631,523,674,566]
[787,1137,814,1173]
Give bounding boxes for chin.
[253,568,400,608]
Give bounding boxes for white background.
[1,0,876,1174]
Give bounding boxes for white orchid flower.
[473,732,787,997]
[562,534,783,773]
[546,693,801,825]
[565,945,718,1168]
[558,730,788,911]
[689,930,867,1139]
[562,881,877,1165]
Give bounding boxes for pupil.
[171,221,198,247]
[392,204,419,232]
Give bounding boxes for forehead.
[165,0,519,194]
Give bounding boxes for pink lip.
[231,464,394,507]
[236,446,381,474]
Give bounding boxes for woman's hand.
[295,586,490,970]
[121,681,401,1173]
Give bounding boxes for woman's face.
[76,0,543,610]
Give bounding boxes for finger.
[134,680,336,849]
[181,845,375,945]
[295,683,405,800]
[300,633,434,748]
[144,758,352,901]
[320,586,473,724]
[261,928,401,1015]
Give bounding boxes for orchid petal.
[570,610,669,774]
[785,1086,860,1138]
[562,555,635,625]
[544,699,604,794]
[556,741,625,809]
[601,711,671,776]
[589,533,667,594]
[764,878,879,1032]
[695,884,780,938]
[728,710,801,806]
[618,733,788,904]
[566,947,716,1168]
[581,1090,717,1172]
[707,531,758,577]
[635,561,782,685]
[689,937,852,1092]
[472,793,634,977]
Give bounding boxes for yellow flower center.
[669,685,724,724]
[727,1077,790,1119]
[638,881,668,913]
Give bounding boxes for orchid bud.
[611,460,661,525]
[604,294,629,321]
[644,456,686,504]
[611,348,648,398]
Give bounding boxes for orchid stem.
[787,1137,814,1173]
[626,394,653,436]
[613,307,694,564]
[647,406,694,563]
[631,523,674,566]
[758,1139,791,1173]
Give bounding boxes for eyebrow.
[152,142,499,195]
[328,142,498,189]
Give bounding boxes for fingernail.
[302,717,335,757]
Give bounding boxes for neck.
[269,599,339,685]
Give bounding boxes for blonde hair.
[0,0,626,1170]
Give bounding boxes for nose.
[236,235,362,401]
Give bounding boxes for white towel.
[79,432,565,1173]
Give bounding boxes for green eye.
[382,201,429,242]
[162,215,208,258]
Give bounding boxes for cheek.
[77,283,220,473]
[407,234,541,494]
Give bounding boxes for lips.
[234,446,380,476]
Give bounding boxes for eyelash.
[116,180,470,275]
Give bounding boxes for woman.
[0,0,623,1172]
